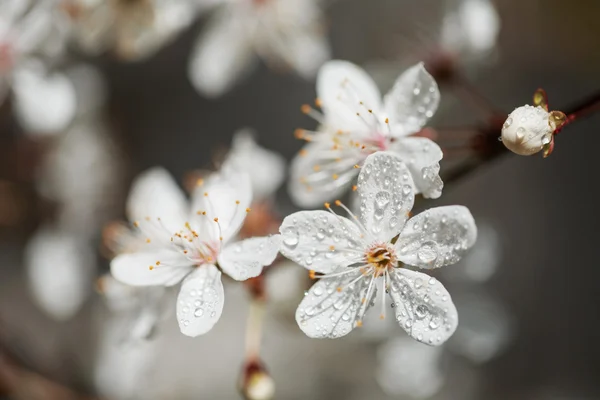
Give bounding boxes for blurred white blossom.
[188,0,330,97]
[64,0,197,60]
[289,60,443,207]
[222,129,286,202]
[280,152,477,344]
[376,336,445,398]
[25,225,95,320]
[440,0,500,59]
[110,167,281,337]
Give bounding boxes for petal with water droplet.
[111,248,192,287]
[279,210,365,273]
[388,268,458,346]
[296,271,375,339]
[218,235,282,281]
[396,205,477,269]
[357,152,415,241]
[176,265,224,337]
[383,63,440,137]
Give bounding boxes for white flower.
[440,0,500,58]
[222,129,286,202]
[110,166,281,337]
[0,1,74,133]
[289,60,444,207]
[280,152,477,345]
[64,0,196,60]
[25,225,95,321]
[188,0,330,97]
[376,336,445,398]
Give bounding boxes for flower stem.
[558,90,600,133]
[244,290,266,361]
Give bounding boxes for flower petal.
[296,271,375,339]
[383,63,440,137]
[218,235,281,281]
[126,167,188,237]
[357,151,415,241]
[317,60,382,131]
[389,136,444,199]
[190,170,252,243]
[288,140,362,208]
[110,248,192,287]
[188,7,256,98]
[279,210,365,274]
[13,64,76,135]
[176,265,224,337]
[388,268,458,345]
[396,206,477,269]
[222,129,286,202]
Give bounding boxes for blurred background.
[1,0,600,399]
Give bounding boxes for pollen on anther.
[329,245,335,251]
[353,164,360,169]
[324,202,331,209]
[313,165,321,172]
[334,200,342,206]
[145,216,150,221]
[183,250,188,254]
[309,270,316,279]
[356,320,363,327]
[299,149,308,157]
[315,98,322,107]
[148,266,154,271]
[385,118,389,124]
[336,287,342,292]
[235,200,240,205]
[196,178,204,186]
[204,192,208,197]
[361,298,366,304]
[294,129,305,139]
[332,174,339,180]
[219,236,223,241]
[379,314,385,320]
[246,208,251,213]
[352,185,358,191]
[214,217,219,222]
[156,261,161,265]
[301,104,311,114]
[133,221,139,228]
[207,256,213,262]
[146,238,151,243]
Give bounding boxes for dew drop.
[194,308,204,317]
[283,227,300,249]
[417,242,438,264]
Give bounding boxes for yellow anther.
[294,128,305,139]
[196,178,204,186]
[385,118,389,124]
[336,287,342,292]
[329,245,335,251]
[246,208,251,213]
[183,250,188,254]
[202,211,206,215]
[148,266,154,271]
[204,192,208,197]
[207,256,213,262]
[145,216,150,221]
[156,261,161,265]
[313,165,321,172]
[196,210,202,215]
[133,221,139,227]
[235,200,240,205]
[301,104,311,114]
[368,109,373,113]
[332,174,339,180]
[361,298,366,304]
[146,238,151,243]
[353,164,360,169]
[379,314,385,320]
[324,202,331,209]
[315,98,322,107]
[214,217,219,222]
[219,236,223,241]
[334,200,342,206]
[356,320,363,327]
[299,149,308,157]
[361,145,366,150]
[309,270,316,279]
[352,185,358,191]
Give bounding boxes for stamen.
[300,104,324,124]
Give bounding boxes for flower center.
[365,243,397,275]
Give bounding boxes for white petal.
[126,167,188,237]
[376,336,445,398]
[25,227,94,320]
[190,170,252,243]
[288,140,362,208]
[110,248,192,287]
[388,268,458,345]
[383,63,440,137]
[279,27,330,79]
[279,210,365,274]
[176,265,224,337]
[317,60,382,131]
[441,0,500,56]
[218,235,281,281]
[188,7,256,98]
[389,137,444,198]
[396,206,477,269]
[296,271,376,339]
[222,129,286,202]
[13,64,76,135]
[357,151,415,240]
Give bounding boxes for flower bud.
[501,105,554,156]
[240,360,275,400]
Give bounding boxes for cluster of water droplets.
[501,105,553,155]
[219,236,280,280]
[357,152,414,237]
[296,270,375,339]
[279,210,364,272]
[397,207,475,269]
[388,271,457,345]
[177,267,222,333]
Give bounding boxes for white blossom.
[501,105,556,156]
[289,60,444,207]
[222,129,286,202]
[25,225,95,320]
[64,0,197,60]
[110,166,281,337]
[280,152,477,345]
[188,0,330,97]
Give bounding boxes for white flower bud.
[501,105,554,156]
[240,361,275,400]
